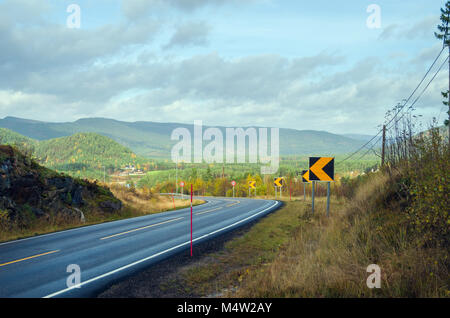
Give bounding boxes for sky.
[0,0,448,135]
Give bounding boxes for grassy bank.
[163,171,448,297]
[236,173,448,297]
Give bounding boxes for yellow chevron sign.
[248,181,256,189]
[308,157,334,181]
[273,177,283,187]
[301,170,310,183]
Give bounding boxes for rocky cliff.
[0,145,122,227]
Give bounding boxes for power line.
[387,53,449,130]
[338,128,383,164]
[357,52,448,163]
[337,46,446,165]
[384,46,446,130]
[357,135,383,161]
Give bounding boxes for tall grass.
[235,172,449,297]
[108,183,202,214]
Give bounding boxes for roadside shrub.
[65,192,73,205]
[404,128,450,248]
[0,209,9,231]
[15,204,36,229]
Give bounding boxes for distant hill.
[0,128,155,179]
[34,132,151,173]
[0,116,367,158]
[341,133,377,142]
[0,128,37,155]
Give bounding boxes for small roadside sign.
[301,170,310,183]
[248,181,256,189]
[180,181,185,187]
[231,180,236,186]
[274,177,283,187]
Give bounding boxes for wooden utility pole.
[381,125,386,167]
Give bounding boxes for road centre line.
[100,217,184,240]
[195,207,222,216]
[226,201,240,207]
[0,250,60,268]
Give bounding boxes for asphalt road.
[0,197,281,298]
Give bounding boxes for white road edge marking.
[43,200,280,298]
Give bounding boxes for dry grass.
[166,171,448,298]
[234,172,449,297]
[109,183,203,215]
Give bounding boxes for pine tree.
[435,1,450,131]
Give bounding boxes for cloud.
[410,43,444,66]
[0,1,446,135]
[121,0,233,20]
[0,0,160,91]
[163,21,211,49]
[379,24,400,41]
[4,45,444,134]
[379,16,440,41]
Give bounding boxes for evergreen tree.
[435,1,450,130]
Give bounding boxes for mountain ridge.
[0,116,367,158]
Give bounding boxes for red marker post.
[231,180,236,198]
[172,188,175,209]
[180,181,185,199]
[190,184,193,257]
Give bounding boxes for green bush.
[405,128,450,248]
[65,192,73,205]
[0,209,9,231]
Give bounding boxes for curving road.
[0,197,282,298]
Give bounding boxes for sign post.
[248,181,256,197]
[274,177,283,199]
[190,183,193,257]
[308,157,335,216]
[311,181,315,214]
[326,182,331,217]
